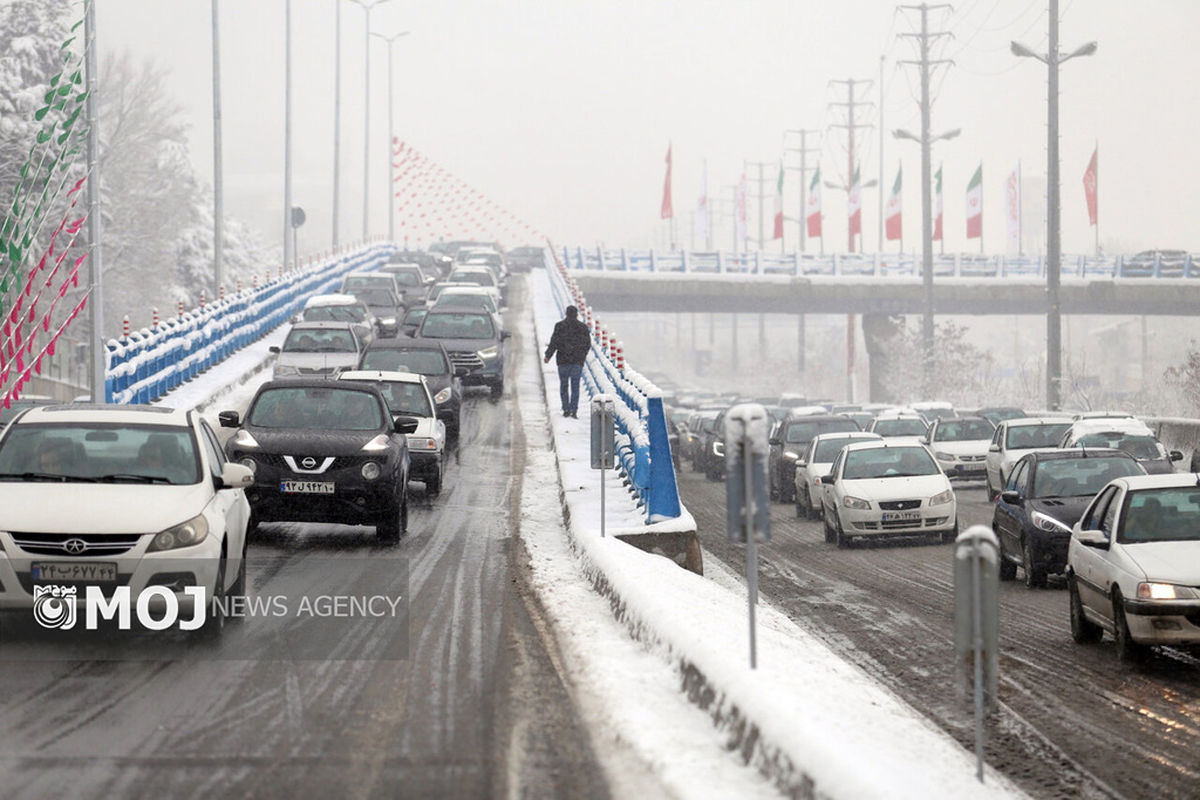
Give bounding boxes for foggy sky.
[93,0,1200,258]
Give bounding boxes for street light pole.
[350,0,391,243]
[333,1,341,249]
[371,30,409,244]
[1012,0,1097,410]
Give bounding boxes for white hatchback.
[794,431,882,520]
[0,405,253,635]
[1067,473,1200,662]
[924,416,995,480]
[984,416,1072,500]
[820,441,957,548]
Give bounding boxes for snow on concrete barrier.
[529,266,1024,800]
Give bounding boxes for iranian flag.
[660,143,673,219]
[848,165,862,239]
[965,163,983,239]
[772,161,784,239]
[806,166,822,238]
[933,164,943,241]
[885,164,902,241]
[1083,146,1098,226]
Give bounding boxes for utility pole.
[897,2,955,396]
[878,55,885,254]
[283,0,293,271]
[332,1,341,248]
[85,0,105,403]
[744,160,772,251]
[827,78,875,254]
[783,129,820,252]
[371,30,410,244]
[211,0,224,294]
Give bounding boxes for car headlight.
[478,345,499,359]
[361,434,391,452]
[1031,510,1072,534]
[232,430,260,449]
[147,514,210,552]
[274,365,299,376]
[843,495,871,510]
[935,451,955,462]
[783,450,799,461]
[361,461,381,480]
[713,441,724,457]
[407,437,437,451]
[238,457,257,475]
[929,489,954,506]
[380,317,397,327]
[434,386,452,404]
[1137,582,1200,600]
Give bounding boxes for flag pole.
[1094,140,1099,256]
[1018,160,1023,256]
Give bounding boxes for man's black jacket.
[544,317,591,365]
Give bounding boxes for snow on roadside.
[527,268,1026,799]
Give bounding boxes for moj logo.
[32,585,208,631]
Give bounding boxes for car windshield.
[843,446,939,479]
[0,423,200,484]
[361,349,448,375]
[385,270,423,287]
[403,308,428,326]
[375,382,433,417]
[814,436,871,462]
[283,329,356,353]
[354,289,397,307]
[302,304,365,323]
[1032,456,1143,497]
[1006,422,1071,448]
[420,312,495,340]
[873,419,927,437]
[435,293,495,312]
[1075,432,1164,461]
[342,276,392,292]
[1120,487,1200,543]
[248,387,384,430]
[448,271,495,287]
[933,419,994,442]
[784,419,858,443]
[981,408,1025,423]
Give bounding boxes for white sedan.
[924,416,995,480]
[820,441,957,549]
[1067,473,1200,663]
[794,431,882,520]
[0,404,253,636]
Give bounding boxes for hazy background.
[93,0,1200,259]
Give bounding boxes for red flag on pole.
[1083,147,1098,226]
[660,143,673,219]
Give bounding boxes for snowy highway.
[681,469,1200,799]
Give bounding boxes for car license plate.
[881,511,921,522]
[280,480,335,494]
[32,561,118,583]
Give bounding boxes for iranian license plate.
[32,561,118,583]
[881,511,921,522]
[280,480,335,494]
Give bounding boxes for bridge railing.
[105,243,395,404]
[543,244,683,522]
[565,246,1200,280]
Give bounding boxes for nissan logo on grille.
[62,538,88,555]
[301,457,317,469]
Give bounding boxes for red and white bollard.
[177,300,184,319]
[615,342,625,373]
[199,291,206,311]
[236,278,242,293]
[151,307,159,329]
[122,314,130,339]
[219,285,226,301]
[252,275,259,289]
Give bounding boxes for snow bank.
[529,267,1025,799]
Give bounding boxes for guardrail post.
[716,251,725,273]
[832,253,839,276]
[621,248,629,271]
[644,395,682,521]
[597,246,606,271]
[1154,251,1162,278]
[680,250,689,273]
[754,251,762,274]
[792,251,799,275]
[649,248,657,272]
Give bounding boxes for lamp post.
[1012,0,1097,410]
[349,0,391,242]
[370,30,409,245]
[893,125,960,394]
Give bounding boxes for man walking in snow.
[543,305,591,418]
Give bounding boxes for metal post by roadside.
[591,396,615,538]
[725,403,770,669]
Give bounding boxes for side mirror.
[500,330,511,340]
[999,490,1020,504]
[1170,450,1184,462]
[1075,528,1110,549]
[768,437,781,446]
[394,416,420,435]
[268,346,281,354]
[454,367,470,378]
[796,461,807,468]
[218,410,241,428]
[819,474,834,485]
[988,443,1000,452]
[220,462,255,489]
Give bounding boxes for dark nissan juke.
[220,380,418,542]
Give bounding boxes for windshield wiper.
[96,474,173,484]
[0,472,99,482]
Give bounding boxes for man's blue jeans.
[558,363,583,415]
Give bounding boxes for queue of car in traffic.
[0,242,541,638]
[664,389,1200,664]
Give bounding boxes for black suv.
[220,380,418,542]
[359,338,465,442]
[992,449,1144,587]
[769,414,861,503]
[413,308,508,402]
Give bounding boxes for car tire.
[1068,575,1103,644]
[1022,537,1048,589]
[941,520,959,544]
[985,475,997,502]
[1112,591,1145,663]
[378,491,408,543]
[834,515,850,549]
[795,488,806,518]
[823,509,836,543]
[780,478,795,505]
[194,552,227,640]
[245,509,260,539]
[997,538,1017,581]
[489,380,503,403]
[426,453,445,497]
[229,538,248,599]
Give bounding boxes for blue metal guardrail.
[544,245,683,522]
[563,246,1200,280]
[105,243,395,404]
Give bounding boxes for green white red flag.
[965,164,983,239]
[933,164,943,241]
[806,167,822,238]
[772,161,784,239]
[885,164,902,241]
